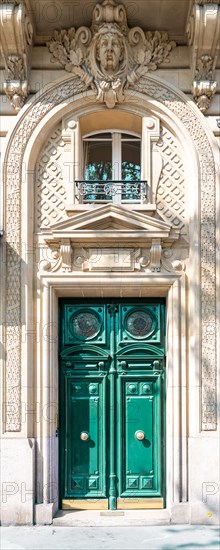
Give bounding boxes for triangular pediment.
[43,204,177,236]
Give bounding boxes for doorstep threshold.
[100,511,124,516]
[53,509,170,527]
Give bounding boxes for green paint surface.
[59,299,165,507]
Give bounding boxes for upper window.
[83,132,141,181]
[77,131,147,204]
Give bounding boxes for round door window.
[125,310,155,338]
[70,311,101,340]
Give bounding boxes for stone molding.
[0,2,33,111]
[79,247,141,272]
[34,273,187,508]
[2,72,217,431]
[38,204,182,274]
[194,0,220,4]
[187,1,220,112]
[47,0,176,109]
[39,244,185,275]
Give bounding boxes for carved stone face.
[96,32,123,75]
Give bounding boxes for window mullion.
[112,132,121,204]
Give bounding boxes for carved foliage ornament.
[195,55,214,80]
[192,55,217,113]
[187,2,219,112]
[0,2,33,111]
[47,0,176,108]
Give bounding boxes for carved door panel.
[59,300,165,510]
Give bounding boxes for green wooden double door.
[59,299,166,510]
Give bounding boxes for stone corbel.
[0,2,33,112]
[60,239,72,272]
[187,1,220,112]
[150,239,162,272]
[39,239,72,272]
[192,55,217,112]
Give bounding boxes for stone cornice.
[187,1,220,112]
[40,205,180,274]
[194,0,220,4]
[0,1,33,111]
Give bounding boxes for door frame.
[36,272,187,513]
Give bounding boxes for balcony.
[75,180,148,204]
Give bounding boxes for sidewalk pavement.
[0,525,219,550]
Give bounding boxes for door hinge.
[55,413,59,437]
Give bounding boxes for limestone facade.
[0,0,219,525]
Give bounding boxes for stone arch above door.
[2,72,217,432]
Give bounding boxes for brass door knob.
[80,431,90,441]
[135,430,145,441]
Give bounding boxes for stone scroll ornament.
[47,0,176,109]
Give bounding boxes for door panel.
[64,375,107,499]
[118,375,162,499]
[59,299,165,509]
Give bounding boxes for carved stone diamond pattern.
[5,76,84,431]
[35,126,67,229]
[155,127,186,229]
[136,77,216,429]
[6,326,20,349]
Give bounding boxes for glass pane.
[121,139,141,200]
[122,140,141,181]
[70,311,101,340]
[81,132,142,203]
[84,138,112,181]
[121,133,140,140]
[125,310,154,338]
[84,133,112,140]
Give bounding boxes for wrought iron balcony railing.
[75,180,148,204]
